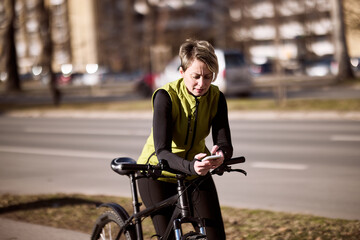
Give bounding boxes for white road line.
[0,145,120,159]
[251,162,308,170]
[331,135,360,142]
[24,128,149,136]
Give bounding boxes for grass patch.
[226,98,360,112]
[1,194,359,239]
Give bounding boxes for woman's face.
[180,59,213,97]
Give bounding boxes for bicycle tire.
[91,210,136,240]
[183,231,207,240]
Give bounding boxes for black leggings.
[138,175,226,240]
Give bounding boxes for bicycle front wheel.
[91,210,136,240]
[183,231,207,240]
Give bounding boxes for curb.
[3,109,360,121]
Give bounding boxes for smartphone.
[201,155,221,161]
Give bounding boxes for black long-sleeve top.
[152,89,233,175]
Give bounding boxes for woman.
[137,39,233,240]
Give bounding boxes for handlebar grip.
[224,156,245,165]
[111,157,150,175]
[115,163,149,171]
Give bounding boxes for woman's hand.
[210,145,225,169]
[193,153,210,176]
[193,145,224,176]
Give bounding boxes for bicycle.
[91,156,247,240]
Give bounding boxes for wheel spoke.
[91,210,135,240]
[100,228,106,240]
[109,224,112,240]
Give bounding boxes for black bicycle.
[91,156,246,240]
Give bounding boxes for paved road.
[0,114,359,221]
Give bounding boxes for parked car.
[305,55,338,77]
[152,49,253,96]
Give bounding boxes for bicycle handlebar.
[224,156,245,165]
[111,156,246,177]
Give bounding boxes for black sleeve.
[153,89,197,175]
[211,92,233,159]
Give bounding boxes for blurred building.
[93,0,347,75]
[12,0,49,75]
[67,0,96,73]
[228,0,359,76]
[8,0,360,78]
[94,0,220,73]
[228,0,334,61]
[9,0,71,78]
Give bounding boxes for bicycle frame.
[116,172,206,240]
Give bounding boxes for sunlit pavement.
[0,217,89,240]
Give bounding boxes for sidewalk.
[0,217,89,240]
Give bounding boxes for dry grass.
[1,98,360,114]
[1,194,359,240]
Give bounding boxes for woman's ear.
[179,67,185,77]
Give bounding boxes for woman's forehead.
[187,59,211,74]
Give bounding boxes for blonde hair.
[179,39,218,81]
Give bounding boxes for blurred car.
[136,72,156,97]
[153,49,253,96]
[350,57,360,73]
[250,60,274,76]
[56,72,72,85]
[0,72,8,83]
[350,57,360,77]
[305,55,338,77]
[56,64,109,86]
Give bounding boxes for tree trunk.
[331,0,355,81]
[42,1,61,106]
[5,0,21,92]
[271,0,286,106]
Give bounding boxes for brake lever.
[211,166,247,176]
[231,169,247,176]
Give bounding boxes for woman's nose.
[197,77,205,87]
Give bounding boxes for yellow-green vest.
[137,78,220,179]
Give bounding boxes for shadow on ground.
[0,196,101,214]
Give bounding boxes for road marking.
[24,128,149,136]
[251,162,308,170]
[331,135,360,142]
[0,145,120,159]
